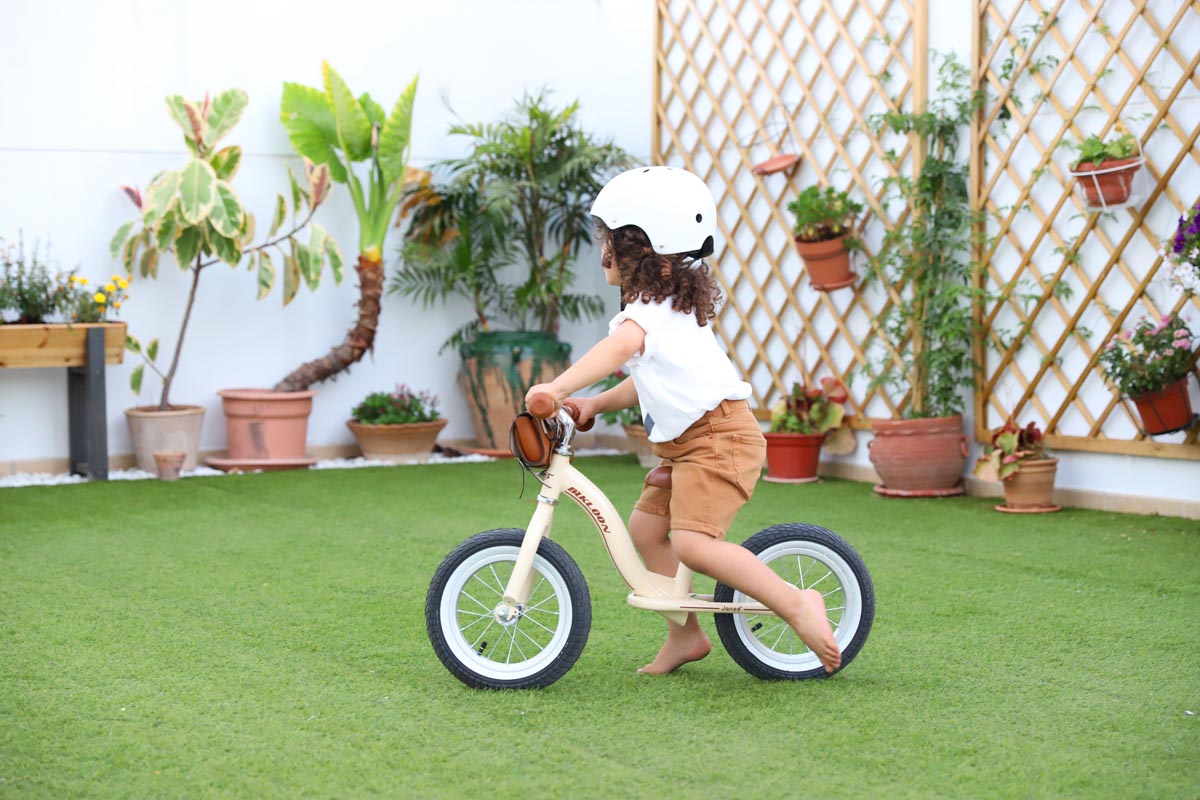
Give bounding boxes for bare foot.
[784,588,842,674]
[637,629,712,675]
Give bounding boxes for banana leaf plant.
[112,88,340,411]
[273,63,418,391]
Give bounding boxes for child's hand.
[563,395,598,427]
[525,382,565,413]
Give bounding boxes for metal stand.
[67,327,108,480]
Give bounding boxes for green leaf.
[241,210,255,243]
[125,335,141,354]
[177,159,218,225]
[143,171,181,221]
[175,225,204,266]
[207,221,241,266]
[325,236,345,284]
[122,233,142,275]
[283,252,300,306]
[147,339,159,362]
[155,207,179,251]
[110,221,136,260]
[208,180,244,238]
[165,96,193,140]
[257,251,276,300]
[210,145,242,181]
[130,364,144,395]
[280,82,348,183]
[205,89,248,147]
[378,75,418,185]
[269,194,287,237]
[139,247,159,279]
[294,240,318,291]
[322,62,371,161]
[287,167,308,212]
[359,92,386,127]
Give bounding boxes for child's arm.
[564,376,639,427]
[525,321,645,409]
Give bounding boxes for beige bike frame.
[499,437,774,626]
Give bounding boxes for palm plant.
[274,63,418,391]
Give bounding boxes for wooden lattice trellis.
[654,0,928,425]
[972,0,1200,459]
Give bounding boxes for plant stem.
[158,254,204,411]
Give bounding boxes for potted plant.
[1068,131,1143,208]
[589,370,655,467]
[114,88,337,471]
[0,237,128,368]
[974,420,1059,513]
[786,185,863,290]
[764,378,855,483]
[1163,198,1200,296]
[1097,312,1197,436]
[393,91,630,451]
[863,53,980,497]
[347,385,447,463]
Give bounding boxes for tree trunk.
[272,253,384,392]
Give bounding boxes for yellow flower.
[79,277,88,286]
[114,302,122,309]
[116,278,129,289]
[104,283,116,293]
[94,292,106,304]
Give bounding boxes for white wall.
[0,0,653,461]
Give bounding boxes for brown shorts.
[633,399,766,538]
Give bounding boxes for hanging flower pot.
[1131,379,1194,435]
[1070,156,1143,208]
[794,236,856,290]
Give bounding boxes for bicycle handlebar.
[527,390,594,431]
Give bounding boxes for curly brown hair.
[597,222,722,326]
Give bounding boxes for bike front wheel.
[713,523,874,680]
[426,528,591,690]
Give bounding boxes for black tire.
[713,523,874,680]
[426,528,591,690]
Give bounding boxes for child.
[525,166,841,675]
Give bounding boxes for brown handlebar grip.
[562,401,595,432]
[527,391,559,419]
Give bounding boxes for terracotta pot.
[153,450,186,482]
[347,418,448,463]
[868,415,967,496]
[217,388,315,461]
[458,332,570,450]
[794,236,854,290]
[125,405,205,471]
[622,423,659,468]
[764,432,824,483]
[1132,379,1194,435]
[1072,157,1141,207]
[1000,457,1058,511]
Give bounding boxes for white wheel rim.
[731,540,863,672]
[440,546,573,681]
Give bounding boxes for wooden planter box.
[0,323,127,368]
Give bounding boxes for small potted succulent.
[974,420,1059,513]
[786,185,863,290]
[589,371,654,467]
[765,377,855,483]
[1068,132,1143,208]
[1097,312,1197,435]
[347,384,447,463]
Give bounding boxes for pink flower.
[1120,330,1132,341]
[1163,348,1176,357]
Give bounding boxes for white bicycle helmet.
[590,166,717,259]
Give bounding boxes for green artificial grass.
[1,457,1197,798]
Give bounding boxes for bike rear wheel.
[426,528,591,690]
[713,523,874,680]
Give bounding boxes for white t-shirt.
[608,298,752,443]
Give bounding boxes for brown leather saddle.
[645,465,673,490]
